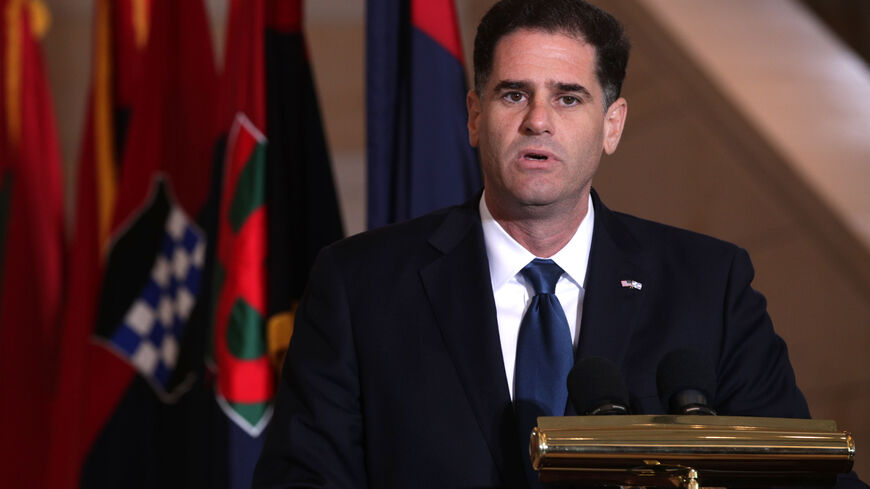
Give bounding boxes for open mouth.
[524,153,549,161]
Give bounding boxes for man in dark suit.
[252,0,826,487]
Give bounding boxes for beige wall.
[42,0,869,478]
[594,0,870,477]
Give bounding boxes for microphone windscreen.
[568,356,629,415]
[656,348,717,411]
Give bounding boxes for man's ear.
[467,89,481,148]
[602,97,627,155]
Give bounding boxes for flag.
[212,113,272,486]
[214,114,271,432]
[47,0,222,487]
[366,0,481,229]
[0,1,65,487]
[212,1,343,486]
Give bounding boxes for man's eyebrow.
[492,80,530,93]
[491,80,594,101]
[553,82,593,100]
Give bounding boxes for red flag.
[213,0,271,427]
[213,113,273,433]
[47,0,219,486]
[0,1,65,487]
[45,1,149,484]
[210,1,343,484]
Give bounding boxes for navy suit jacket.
[253,191,815,488]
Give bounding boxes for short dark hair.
[473,0,630,109]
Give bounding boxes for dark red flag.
[0,1,65,487]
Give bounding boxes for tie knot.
[520,258,564,295]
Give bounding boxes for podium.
[531,415,855,487]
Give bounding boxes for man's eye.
[560,95,580,106]
[503,92,525,103]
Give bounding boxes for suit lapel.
[416,192,648,485]
[419,201,527,488]
[577,191,649,368]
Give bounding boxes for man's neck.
[485,191,590,258]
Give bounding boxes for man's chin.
[510,194,569,215]
[513,186,573,206]
[510,188,590,214]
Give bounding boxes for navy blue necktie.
[515,258,574,486]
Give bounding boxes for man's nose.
[521,98,553,135]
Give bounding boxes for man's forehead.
[488,28,599,86]
[493,27,592,57]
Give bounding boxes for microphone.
[656,349,717,415]
[568,357,630,415]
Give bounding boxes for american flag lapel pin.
[620,279,643,290]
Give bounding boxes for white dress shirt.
[480,193,595,400]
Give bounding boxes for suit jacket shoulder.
[584,190,809,418]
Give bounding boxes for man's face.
[467,29,626,217]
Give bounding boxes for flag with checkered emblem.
[94,178,206,398]
[46,1,222,486]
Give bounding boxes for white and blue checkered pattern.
[109,206,206,393]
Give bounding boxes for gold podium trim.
[531,415,854,487]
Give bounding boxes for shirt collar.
[480,192,595,291]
